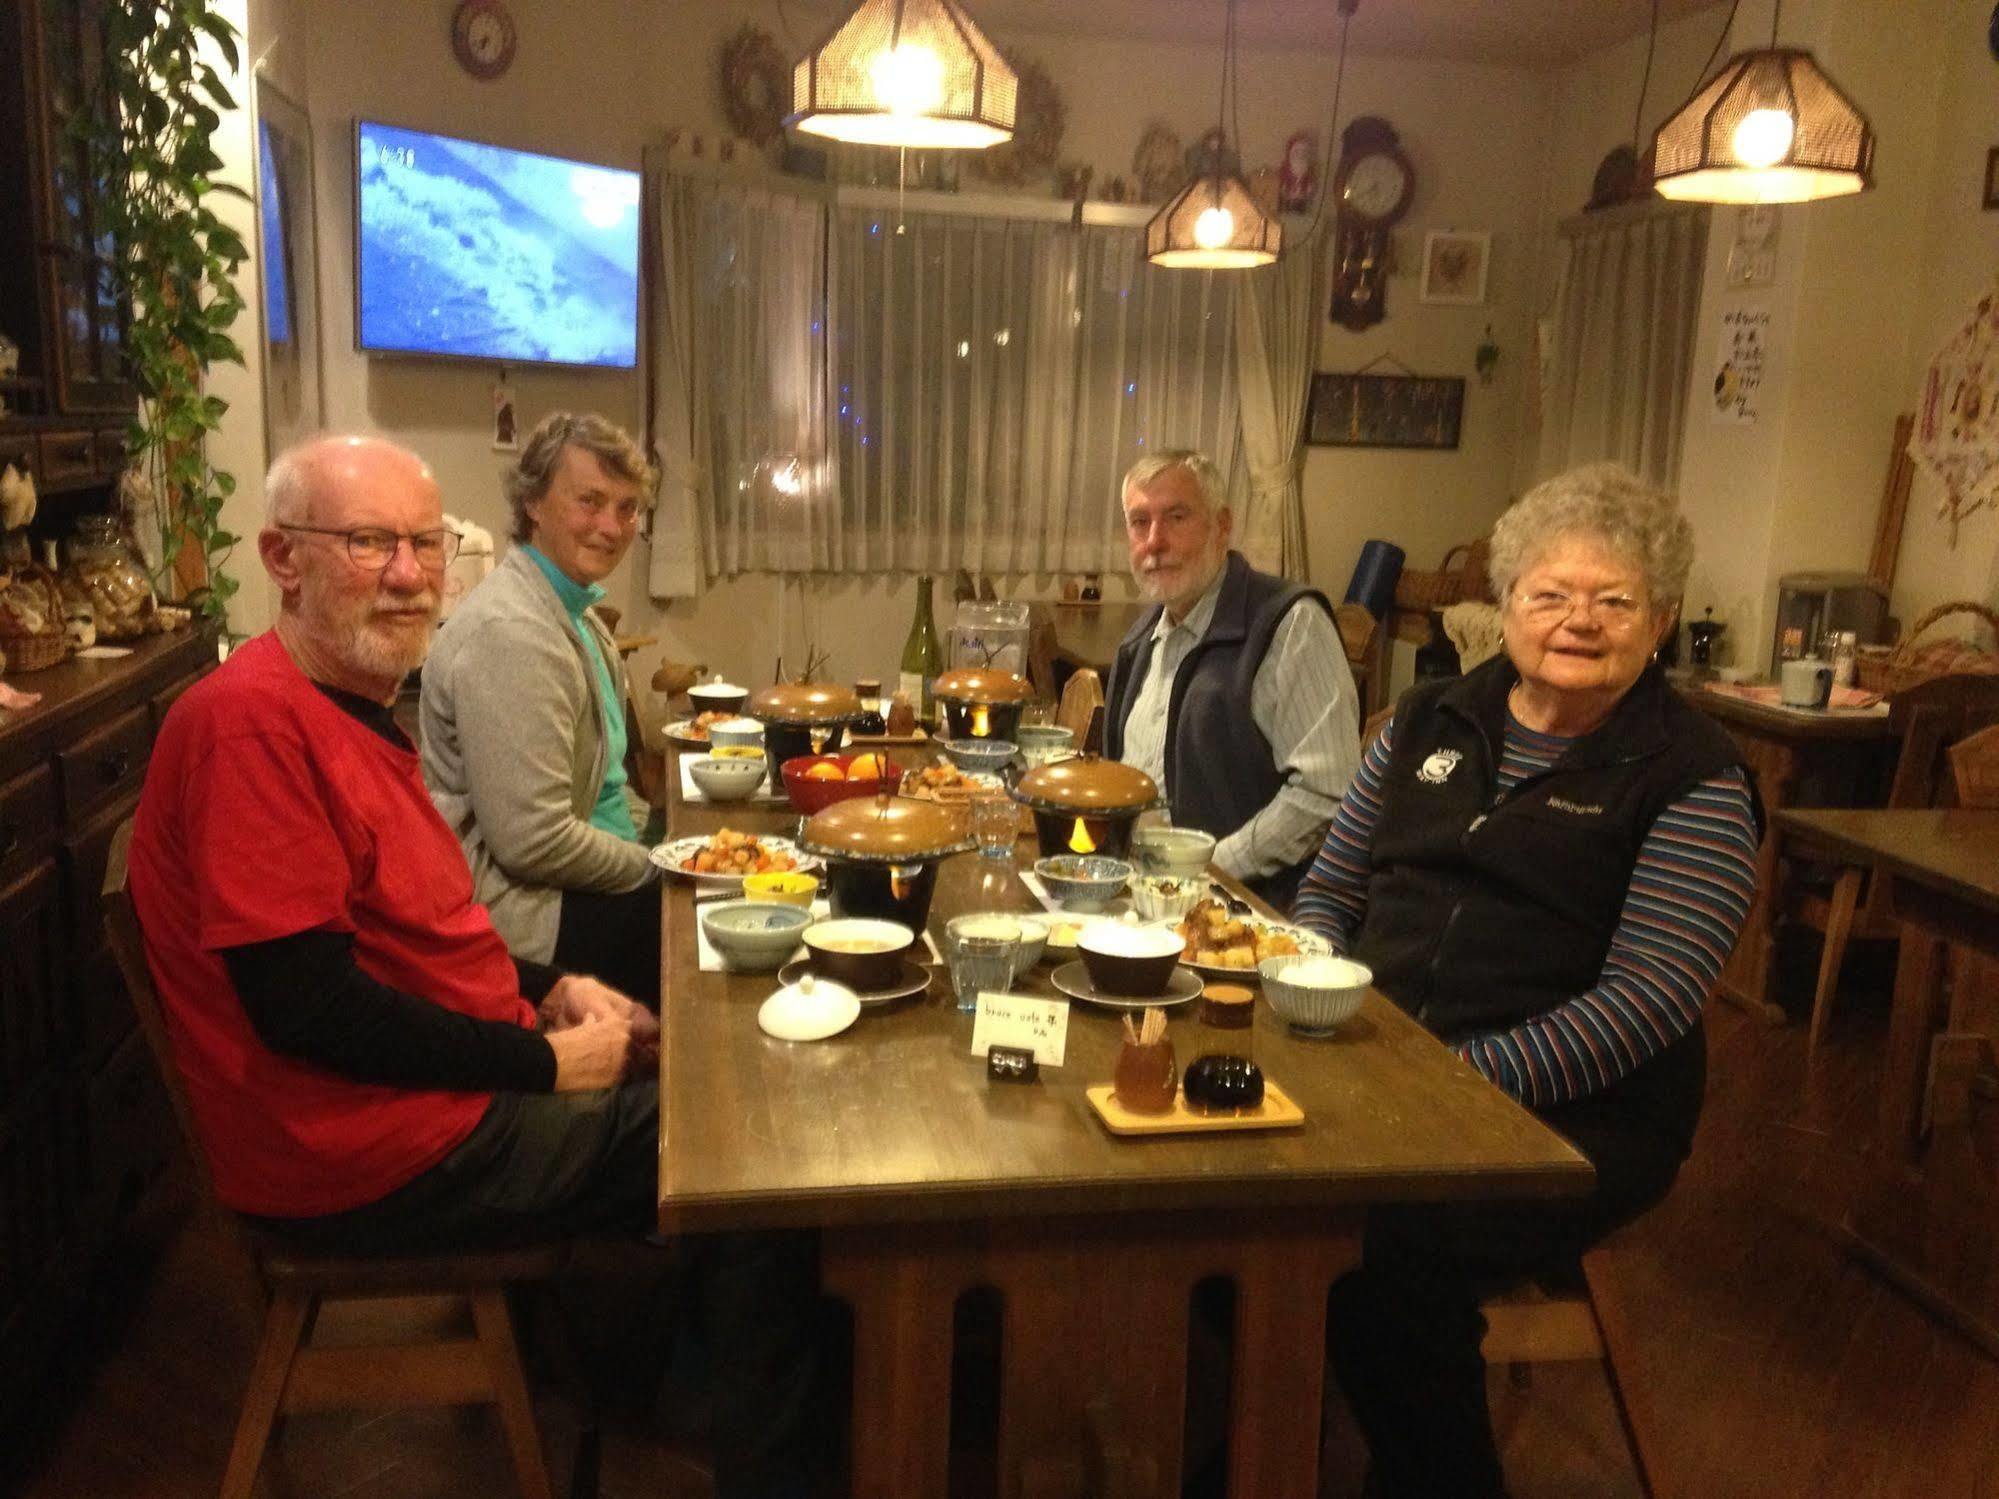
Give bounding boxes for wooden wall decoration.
[1306,369,1465,451]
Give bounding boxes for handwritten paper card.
[970,993,1069,1068]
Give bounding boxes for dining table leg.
[823,1210,1363,1499]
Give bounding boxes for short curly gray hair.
[1488,463,1695,607]
[504,412,657,543]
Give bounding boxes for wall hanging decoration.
[719,23,791,147]
[968,51,1061,185]
[1985,147,1999,211]
[788,0,1017,150]
[253,73,324,470]
[1306,359,1464,451]
[1651,0,1874,204]
[1912,277,1999,546]
[1131,123,1184,203]
[1144,0,1281,268]
[1418,230,1489,305]
[1278,129,1319,212]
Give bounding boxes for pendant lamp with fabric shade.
[1651,2,1873,204]
[1145,0,1280,269]
[789,0,1016,150]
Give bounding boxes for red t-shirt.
[130,632,537,1217]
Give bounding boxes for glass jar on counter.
[64,513,156,640]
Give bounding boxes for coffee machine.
[1768,572,1887,673]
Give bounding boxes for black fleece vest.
[1355,657,1762,1044]
[1104,551,1332,910]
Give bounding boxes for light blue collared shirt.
[523,545,636,841]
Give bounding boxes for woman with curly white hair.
[1293,463,1763,1497]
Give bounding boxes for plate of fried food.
[665,711,748,747]
[1171,895,1331,976]
[896,760,1004,804]
[649,829,819,885]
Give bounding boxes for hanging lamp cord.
[1301,0,1358,243]
[1631,0,1660,155]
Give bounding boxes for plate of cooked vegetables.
[896,762,1003,803]
[1170,895,1331,975]
[650,829,819,885]
[664,711,748,747]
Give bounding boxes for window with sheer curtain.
[1534,201,1709,490]
[648,169,1242,589]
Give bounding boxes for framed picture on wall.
[1985,147,1999,210]
[1418,229,1490,305]
[252,73,325,468]
[1306,370,1465,451]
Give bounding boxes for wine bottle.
[899,576,943,720]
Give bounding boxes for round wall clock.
[451,0,517,81]
[1337,145,1415,227]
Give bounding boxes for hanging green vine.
[72,1,249,621]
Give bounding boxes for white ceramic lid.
[758,973,861,1041]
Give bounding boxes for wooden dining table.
[1773,807,1999,1357]
[657,746,1591,1497]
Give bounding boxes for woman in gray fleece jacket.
[421,413,661,1002]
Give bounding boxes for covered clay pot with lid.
[799,793,975,928]
[749,680,864,778]
[1011,754,1161,859]
[932,666,1032,741]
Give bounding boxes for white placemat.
[694,897,942,972]
[678,757,790,805]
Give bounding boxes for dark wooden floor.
[12,938,1998,1499]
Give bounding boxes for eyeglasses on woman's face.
[1510,586,1650,630]
[280,525,462,571]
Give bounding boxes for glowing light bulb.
[870,44,946,117]
[1193,205,1235,251]
[1732,107,1795,169]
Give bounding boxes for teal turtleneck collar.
[522,544,607,616]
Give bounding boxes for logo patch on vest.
[1545,795,1606,816]
[1416,749,1463,785]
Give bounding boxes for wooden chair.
[1057,667,1105,754]
[101,820,579,1499]
[1795,674,1999,1068]
[1482,1246,1664,1498]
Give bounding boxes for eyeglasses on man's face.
[1511,586,1650,629]
[280,525,462,571]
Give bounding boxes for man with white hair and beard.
[1104,449,1360,909]
[130,436,822,1497]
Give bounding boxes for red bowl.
[779,753,902,814]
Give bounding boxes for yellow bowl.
[743,870,819,907]
[710,745,765,762]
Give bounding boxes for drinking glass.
[946,913,1021,1012]
[970,792,1017,862]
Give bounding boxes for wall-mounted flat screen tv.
[354,120,640,370]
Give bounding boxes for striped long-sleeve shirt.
[1292,712,1760,1109]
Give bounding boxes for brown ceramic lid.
[1011,754,1160,814]
[932,666,1032,704]
[748,681,862,725]
[799,793,975,863]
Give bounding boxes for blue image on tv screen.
[258,118,291,346]
[356,121,639,369]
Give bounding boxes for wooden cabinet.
[0,630,212,1423]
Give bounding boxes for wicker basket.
[1392,541,1489,612]
[1854,602,1999,696]
[0,628,68,672]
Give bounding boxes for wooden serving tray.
[1085,1081,1304,1136]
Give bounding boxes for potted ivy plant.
[73,0,249,624]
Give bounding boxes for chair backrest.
[1949,722,1999,809]
[101,817,225,1219]
[1056,668,1104,748]
[1885,674,1999,809]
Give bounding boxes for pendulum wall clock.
[1329,116,1415,332]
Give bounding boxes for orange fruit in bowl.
[804,760,845,781]
[847,753,886,781]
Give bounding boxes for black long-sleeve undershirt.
[221,930,557,1093]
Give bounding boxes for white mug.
[1779,657,1834,709]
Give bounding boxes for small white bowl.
[1130,874,1207,923]
[1009,912,1050,976]
[1131,825,1217,878]
[688,681,748,715]
[1034,855,1132,913]
[708,716,765,749]
[687,752,767,802]
[699,900,812,973]
[1259,953,1371,1035]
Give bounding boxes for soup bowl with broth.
[802,917,916,990]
